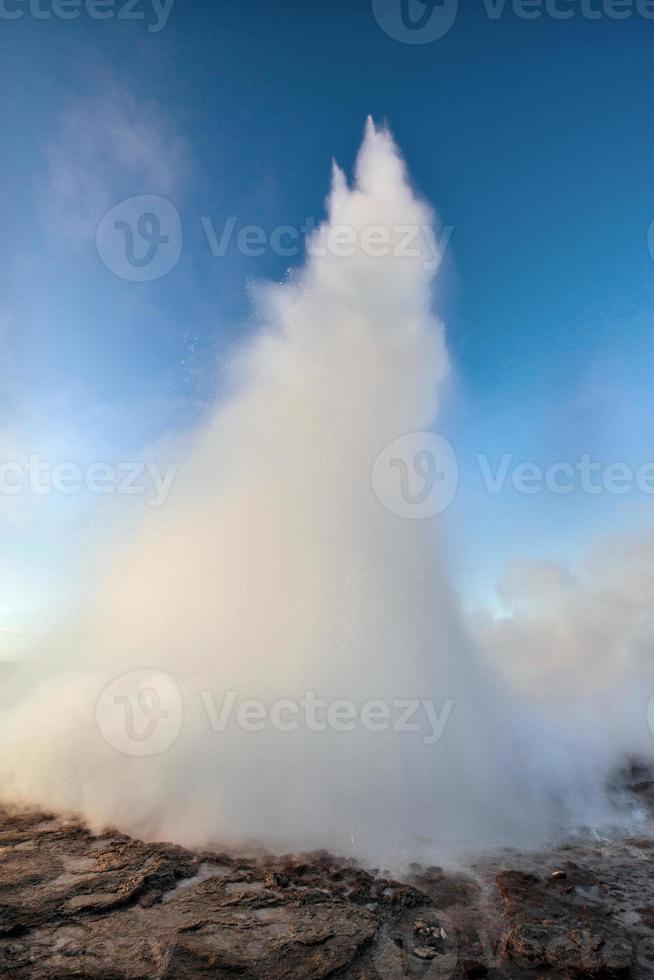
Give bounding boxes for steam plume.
[0,122,633,860]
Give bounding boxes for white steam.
[0,122,642,860]
[474,532,654,761]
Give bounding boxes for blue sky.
[1,0,653,646]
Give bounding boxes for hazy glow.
[0,123,635,861]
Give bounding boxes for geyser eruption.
[0,121,623,859]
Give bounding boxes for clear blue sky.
[1,1,653,644]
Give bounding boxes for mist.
[474,532,654,760]
[0,121,644,862]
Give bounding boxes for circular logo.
[372,0,459,44]
[96,194,183,282]
[372,432,458,519]
[96,669,183,757]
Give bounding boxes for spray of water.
[0,121,629,860]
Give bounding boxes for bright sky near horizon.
[1,0,653,653]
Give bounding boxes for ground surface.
[2,770,654,978]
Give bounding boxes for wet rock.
[497,868,632,977]
[263,870,289,888]
[2,799,654,977]
[0,807,445,978]
[414,916,446,952]
[409,864,480,908]
[413,944,438,959]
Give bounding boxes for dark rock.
[458,961,488,978]
[2,799,654,977]
[497,868,632,977]
[413,944,438,959]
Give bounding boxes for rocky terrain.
[1,767,654,978]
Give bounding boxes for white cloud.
[474,531,654,703]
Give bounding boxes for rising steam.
[475,532,654,762]
[0,122,640,861]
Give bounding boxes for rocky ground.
[1,767,654,978]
